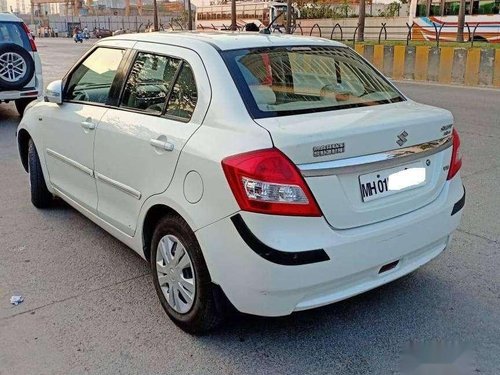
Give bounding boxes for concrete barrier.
[356,45,500,88]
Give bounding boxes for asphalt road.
[0,39,499,375]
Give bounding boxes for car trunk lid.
[254,101,454,229]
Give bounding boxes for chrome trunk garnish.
[299,135,452,177]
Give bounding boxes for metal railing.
[197,22,497,48]
[289,22,494,48]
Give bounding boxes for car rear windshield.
[221,46,405,118]
[0,22,30,50]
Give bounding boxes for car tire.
[0,43,35,90]
[15,98,35,116]
[151,214,223,334]
[28,139,52,208]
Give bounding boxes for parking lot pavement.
[35,38,90,85]
[0,38,499,375]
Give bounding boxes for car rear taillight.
[447,128,462,180]
[222,148,322,216]
[21,23,37,52]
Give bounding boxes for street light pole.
[231,0,236,31]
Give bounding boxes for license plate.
[359,161,426,202]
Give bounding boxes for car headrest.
[249,85,276,108]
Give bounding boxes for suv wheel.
[151,215,224,334]
[0,43,35,90]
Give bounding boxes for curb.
[355,45,500,88]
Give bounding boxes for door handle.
[81,120,96,130]
[150,138,174,151]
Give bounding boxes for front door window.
[65,47,125,104]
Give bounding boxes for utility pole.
[230,0,236,31]
[153,0,159,31]
[285,0,291,34]
[30,0,34,25]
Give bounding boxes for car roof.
[109,31,346,51]
[0,13,23,22]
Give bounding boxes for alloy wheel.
[0,52,27,82]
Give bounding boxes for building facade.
[0,0,9,12]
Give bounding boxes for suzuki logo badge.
[397,131,408,146]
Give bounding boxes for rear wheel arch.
[142,204,189,262]
[17,128,31,172]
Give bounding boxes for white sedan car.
[17,32,464,334]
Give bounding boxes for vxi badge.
[313,142,345,157]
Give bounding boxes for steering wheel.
[73,90,90,102]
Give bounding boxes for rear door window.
[120,52,198,122]
[121,52,180,114]
[0,22,30,49]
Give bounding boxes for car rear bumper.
[0,71,42,101]
[196,175,464,317]
[0,86,41,101]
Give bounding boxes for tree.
[153,0,158,31]
[187,0,193,30]
[286,0,292,33]
[358,0,366,41]
[439,0,446,16]
[338,0,351,18]
[457,0,466,42]
[231,0,237,31]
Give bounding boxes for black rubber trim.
[231,214,330,266]
[451,186,466,216]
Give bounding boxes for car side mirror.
[44,80,63,104]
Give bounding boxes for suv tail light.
[21,23,37,52]
[222,148,322,216]
[447,128,462,180]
